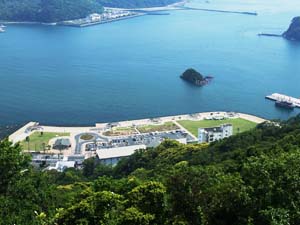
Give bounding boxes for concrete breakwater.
[179,6,257,16]
[258,33,282,37]
[132,10,171,15]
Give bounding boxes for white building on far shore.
[198,124,233,143]
[89,13,101,22]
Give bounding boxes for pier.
[179,6,257,16]
[266,93,300,108]
[258,33,282,37]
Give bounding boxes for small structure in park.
[53,138,71,150]
[198,124,233,143]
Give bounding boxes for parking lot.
[85,129,195,152]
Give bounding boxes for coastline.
[0,0,187,27]
[0,0,258,28]
[8,111,266,144]
[60,13,146,27]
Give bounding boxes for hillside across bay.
[0,0,181,23]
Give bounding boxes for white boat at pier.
[0,24,6,32]
[266,93,300,108]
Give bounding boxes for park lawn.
[21,132,70,151]
[103,127,137,136]
[137,122,179,133]
[115,127,135,131]
[178,118,257,137]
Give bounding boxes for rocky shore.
[283,17,300,41]
[180,68,213,86]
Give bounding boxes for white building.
[46,160,76,172]
[89,13,101,22]
[198,124,233,143]
[96,144,147,165]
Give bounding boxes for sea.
[1,0,300,126]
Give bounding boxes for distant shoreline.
[0,0,187,27]
[60,13,146,27]
[0,0,259,28]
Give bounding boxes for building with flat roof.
[46,161,76,172]
[198,124,233,143]
[96,144,147,165]
[89,13,101,22]
[53,138,71,150]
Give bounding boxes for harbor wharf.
[266,93,300,108]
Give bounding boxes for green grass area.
[137,122,179,133]
[103,127,137,136]
[21,132,70,151]
[115,127,135,131]
[80,134,94,141]
[178,118,257,137]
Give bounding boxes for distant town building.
[198,124,233,143]
[89,13,101,22]
[96,144,146,165]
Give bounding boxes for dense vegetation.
[97,0,179,8]
[180,68,206,85]
[283,17,300,41]
[1,115,300,224]
[0,0,180,23]
[0,0,104,23]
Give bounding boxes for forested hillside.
[0,0,104,23]
[97,0,180,8]
[1,115,300,224]
[0,0,180,23]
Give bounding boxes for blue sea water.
[0,0,300,126]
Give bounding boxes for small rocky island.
[283,17,300,41]
[180,68,213,86]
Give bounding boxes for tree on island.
[180,68,207,86]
